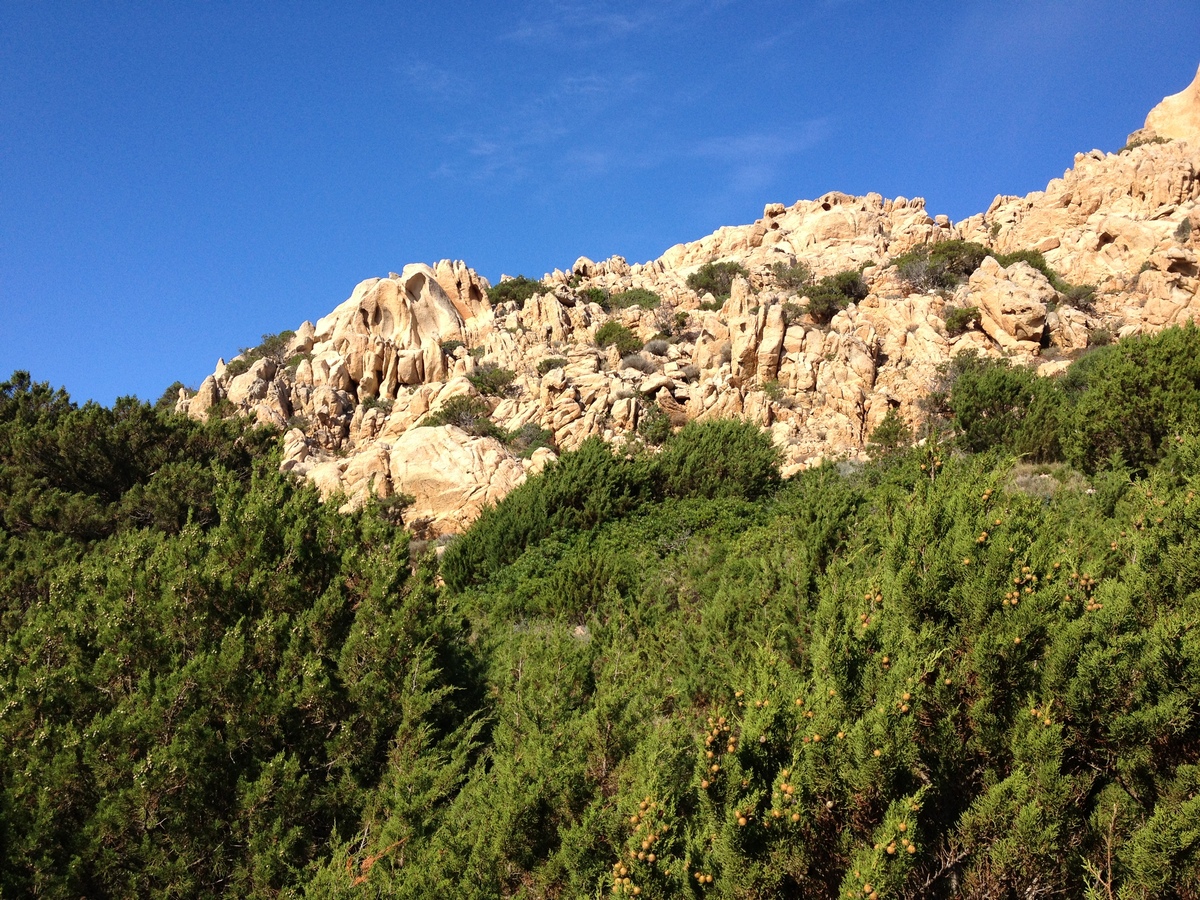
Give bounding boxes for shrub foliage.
[596,321,643,356]
[488,275,544,305]
[804,269,870,326]
[7,323,1200,898]
[687,261,750,300]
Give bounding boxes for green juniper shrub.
[225,329,298,379]
[506,423,557,458]
[0,385,481,897]
[1175,218,1194,242]
[770,261,813,292]
[1060,322,1200,474]
[253,329,296,361]
[11,335,1200,897]
[780,301,804,327]
[285,352,313,371]
[488,275,544,305]
[423,394,504,439]
[595,321,642,356]
[890,240,990,291]
[651,418,781,502]
[606,288,661,311]
[536,357,568,376]
[359,395,393,413]
[804,268,870,326]
[155,381,188,412]
[207,396,238,418]
[1119,134,1170,153]
[224,356,253,378]
[577,286,608,306]
[636,401,672,446]
[892,241,1096,310]
[686,261,750,300]
[944,305,982,336]
[1060,284,1097,313]
[440,437,654,590]
[468,362,517,397]
[946,351,1063,461]
[440,339,466,357]
[866,408,912,460]
[373,490,416,524]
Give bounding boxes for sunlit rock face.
[181,65,1200,533]
[1143,63,1200,145]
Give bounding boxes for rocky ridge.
[178,69,1200,535]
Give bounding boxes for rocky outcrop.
[179,66,1200,535]
[1142,63,1200,145]
[968,257,1052,350]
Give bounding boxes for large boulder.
[1143,63,1200,145]
[315,264,466,359]
[387,425,528,535]
[968,256,1053,346]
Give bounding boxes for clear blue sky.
[3,1,1198,404]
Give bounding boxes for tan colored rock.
[183,375,221,419]
[521,292,572,343]
[287,321,316,356]
[431,259,490,322]
[342,446,393,500]
[225,358,277,406]
[756,305,786,382]
[1047,307,1094,351]
[968,257,1052,344]
[179,70,1200,537]
[388,425,527,535]
[1143,64,1200,145]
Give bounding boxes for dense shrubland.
[4,327,1200,899]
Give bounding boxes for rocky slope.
[178,66,1200,535]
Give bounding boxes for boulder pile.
[179,69,1200,535]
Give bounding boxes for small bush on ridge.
[596,321,643,356]
[944,305,982,336]
[621,354,655,374]
[607,288,661,311]
[805,269,870,326]
[488,275,544,305]
[771,260,813,291]
[687,261,750,300]
[468,362,517,397]
[577,286,608,306]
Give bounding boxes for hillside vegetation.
[4,327,1200,899]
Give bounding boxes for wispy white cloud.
[500,2,658,44]
[402,61,475,101]
[692,121,830,189]
[427,68,649,184]
[498,0,739,46]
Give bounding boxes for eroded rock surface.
[181,69,1200,534]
